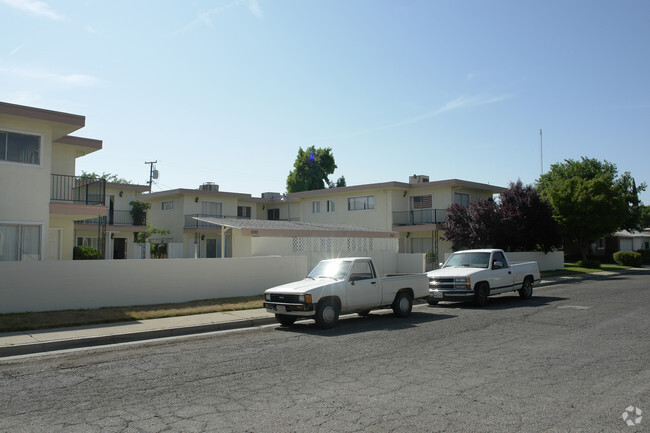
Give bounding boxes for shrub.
[73,246,102,260]
[575,259,601,269]
[613,251,642,267]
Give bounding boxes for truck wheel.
[275,314,297,326]
[519,277,533,299]
[474,283,489,307]
[392,292,413,317]
[315,299,339,329]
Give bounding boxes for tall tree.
[497,180,562,253]
[80,171,132,184]
[536,157,646,260]
[443,181,561,252]
[286,146,339,193]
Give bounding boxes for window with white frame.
[327,199,336,213]
[312,201,321,214]
[0,130,41,165]
[454,192,470,208]
[162,200,174,210]
[237,206,251,218]
[0,224,41,261]
[348,195,374,211]
[201,201,222,217]
[411,194,432,209]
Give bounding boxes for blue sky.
[1,0,649,204]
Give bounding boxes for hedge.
[612,251,642,267]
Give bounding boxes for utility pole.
[145,160,157,192]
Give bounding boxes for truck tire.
[392,291,413,317]
[315,299,339,329]
[474,282,489,307]
[519,277,534,299]
[275,314,297,326]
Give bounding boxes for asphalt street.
[1,272,648,432]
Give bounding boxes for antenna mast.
[539,129,544,176]
[145,160,157,192]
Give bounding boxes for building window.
[0,130,41,165]
[162,201,174,210]
[348,196,374,211]
[201,201,222,217]
[0,224,41,261]
[312,201,321,214]
[237,206,251,218]
[267,208,280,220]
[327,199,336,213]
[454,192,470,208]
[411,195,432,209]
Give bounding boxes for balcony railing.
[76,210,145,226]
[392,209,448,226]
[184,214,250,229]
[51,174,105,205]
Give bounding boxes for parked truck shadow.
[274,309,456,337]
[431,295,567,311]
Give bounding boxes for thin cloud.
[0,0,64,21]
[173,0,262,35]
[248,0,263,19]
[9,44,24,56]
[316,93,512,140]
[0,66,101,86]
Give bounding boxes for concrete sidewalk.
[1,270,644,358]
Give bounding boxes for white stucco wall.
[0,255,309,314]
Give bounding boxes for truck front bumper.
[429,288,475,301]
[263,302,315,316]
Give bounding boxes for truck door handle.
[508,271,511,274]
[371,282,376,285]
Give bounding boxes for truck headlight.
[265,294,271,301]
[454,278,471,288]
[298,294,312,304]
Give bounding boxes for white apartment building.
[0,102,107,261]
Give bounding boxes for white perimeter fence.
[0,253,425,314]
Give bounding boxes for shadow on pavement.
[273,309,456,337]
[431,295,568,311]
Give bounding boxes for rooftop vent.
[409,174,429,184]
[199,182,219,191]
[261,192,282,199]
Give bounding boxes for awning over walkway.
[192,217,398,238]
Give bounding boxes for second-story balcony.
[392,209,448,227]
[51,174,105,205]
[184,214,251,229]
[76,210,145,227]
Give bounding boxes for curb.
[0,316,277,358]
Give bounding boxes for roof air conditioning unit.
[261,192,282,199]
[409,175,430,184]
[199,182,219,191]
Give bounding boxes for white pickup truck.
[264,257,429,328]
[427,249,541,307]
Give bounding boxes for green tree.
[80,171,132,184]
[286,146,339,193]
[536,157,646,261]
[640,205,650,229]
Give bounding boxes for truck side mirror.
[493,261,504,270]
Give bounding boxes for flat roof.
[0,101,85,127]
[193,217,398,238]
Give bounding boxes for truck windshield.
[443,252,490,269]
[308,261,352,280]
